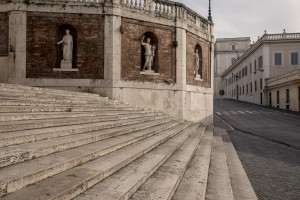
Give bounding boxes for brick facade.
[186,32,211,87]
[26,12,104,79]
[121,18,176,83]
[0,12,8,57]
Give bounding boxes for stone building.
[0,0,215,124]
[222,31,300,111]
[214,37,250,98]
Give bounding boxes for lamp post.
[208,0,212,22]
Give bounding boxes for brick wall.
[186,32,211,88]
[0,12,8,57]
[26,12,104,79]
[121,18,176,83]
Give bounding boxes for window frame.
[274,52,283,66]
[290,52,299,66]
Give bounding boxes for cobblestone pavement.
[214,115,300,200]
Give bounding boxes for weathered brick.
[186,32,211,88]
[121,18,176,83]
[0,12,8,57]
[26,12,104,79]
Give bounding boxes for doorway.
[298,87,300,111]
[236,85,239,100]
[260,92,263,105]
[269,92,272,107]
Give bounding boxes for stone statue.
[57,30,73,62]
[141,35,155,71]
[194,49,201,79]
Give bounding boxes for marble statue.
[194,49,201,79]
[57,30,73,69]
[141,35,155,71]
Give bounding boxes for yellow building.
[222,31,300,111]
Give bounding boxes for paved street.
[214,99,300,149]
[214,99,300,200]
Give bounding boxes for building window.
[232,45,236,51]
[246,84,248,93]
[239,71,241,79]
[275,53,282,66]
[291,52,298,65]
[258,56,263,68]
[240,87,241,95]
[245,66,247,76]
[255,81,257,91]
[250,82,252,92]
[260,78,263,90]
[231,58,237,64]
[250,63,252,73]
[243,86,244,94]
[254,60,257,72]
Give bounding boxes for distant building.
[214,37,251,98]
[222,31,300,111]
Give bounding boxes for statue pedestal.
[140,70,159,76]
[194,75,202,81]
[60,60,72,69]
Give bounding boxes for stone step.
[0,116,169,148]
[0,122,190,197]
[220,129,258,200]
[0,112,164,133]
[73,124,202,200]
[0,100,119,106]
[0,111,139,122]
[0,109,148,121]
[0,92,104,100]
[205,127,234,200]
[0,85,103,96]
[128,125,205,200]
[0,95,108,104]
[172,126,214,200]
[0,118,174,167]
[0,84,102,98]
[0,105,138,113]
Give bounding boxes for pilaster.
[8,11,26,82]
[104,14,121,98]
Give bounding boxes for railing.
[1,0,210,34]
[121,0,209,33]
[0,0,108,4]
[122,0,145,9]
[266,33,300,40]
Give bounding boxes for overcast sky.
[176,0,300,42]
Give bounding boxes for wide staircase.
[0,83,257,200]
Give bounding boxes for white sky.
[176,0,300,42]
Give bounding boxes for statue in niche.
[141,35,156,72]
[194,49,201,80]
[57,29,73,69]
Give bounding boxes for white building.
[222,31,300,111]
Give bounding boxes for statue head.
[66,29,70,35]
[146,38,151,44]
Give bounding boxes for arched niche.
[195,44,203,78]
[55,24,77,68]
[140,32,159,73]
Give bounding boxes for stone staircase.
[0,83,257,200]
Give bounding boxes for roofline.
[221,32,300,77]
